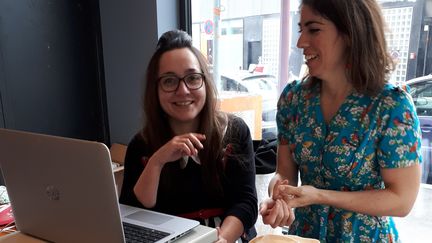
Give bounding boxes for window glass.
[380,0,431,188]
[191,0,284,140]
[190,0,432,239]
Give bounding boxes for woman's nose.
[297,33,308,49]
[175,80,190,94]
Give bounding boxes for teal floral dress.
[277,79,422,243]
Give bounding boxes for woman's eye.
[298,28,320,34]
[163,77,177,86]
[187,74,201,81]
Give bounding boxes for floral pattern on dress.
[277,79,422,243]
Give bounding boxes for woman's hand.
[259,198,295,228]
[214,227,228,243]
[259,180,295,228]
[277,184,320,208]
[133,133,206,208]
[150,133,206,166]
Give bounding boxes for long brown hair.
[301,0,395,95]
[142,30,227,197]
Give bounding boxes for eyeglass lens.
[159,73,204,92]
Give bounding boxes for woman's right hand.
[150,133,206,166]
[259,179,295,228]
[259,198,295,228]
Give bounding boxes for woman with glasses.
[119,30,258,243]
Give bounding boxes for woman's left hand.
[214,227,228,243]
[277,184,320,208]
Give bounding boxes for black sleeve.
[224,116,258,231]
[119,133,147,208]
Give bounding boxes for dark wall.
[0,0,180,146]
[0,0,181,185]
[99,0,179,145]
[0,97,4,128]
[0,0,108,141]
[99,0,157,146]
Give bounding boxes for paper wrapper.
[250,234,320,243]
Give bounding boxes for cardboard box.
[218,92,262,140]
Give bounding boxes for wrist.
[147,156,165,169]
[315,188,326,205]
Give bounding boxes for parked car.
[406,74,432,184]
[220,71,278,139]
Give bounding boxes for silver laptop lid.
[0,129,124,243]
[0,128,201,243]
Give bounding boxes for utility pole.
[213,0,222,90]
[423,24,430,76]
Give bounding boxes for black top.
[119,116,258,234]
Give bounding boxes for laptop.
[0,128,200,243]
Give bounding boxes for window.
[190,0,432,183]
[191,0,292,140]
[188,0,432,240]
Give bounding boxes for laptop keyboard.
[123,222,170,243]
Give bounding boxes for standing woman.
[119,30,257,243]
[260,0,422,242]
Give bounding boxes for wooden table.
[0,225,217,243]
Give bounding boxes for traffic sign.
[204,20,214,35]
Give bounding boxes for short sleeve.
[276,80,299,145]
[377,87,422,168]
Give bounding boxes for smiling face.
[157,48,206,127]
[297,5,349,82]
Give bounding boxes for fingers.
[287,207,295,226]
[259,199,275,225]
[187,133,206,149]
[272,180,282,200]
[280,199,290,225]
[260,202,277,227]
[216,226,221,237]
[175,133,206,156]
[277,185,299,207]
[214,227,227,243]
[178,137,198,156]
[272,179,289,200]
[261,197,296,228]
[280,179,289,185]
[154,133,206,164]
[259,198,274,215]
[273,180,281,198]
[266,199,282,228]
[261,199,284,228]
[279,184,297,195]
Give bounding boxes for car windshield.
[241,76,276,93]
[410,83,432,98]
[221,73,277,94]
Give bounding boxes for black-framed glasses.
[158,73,205,92]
